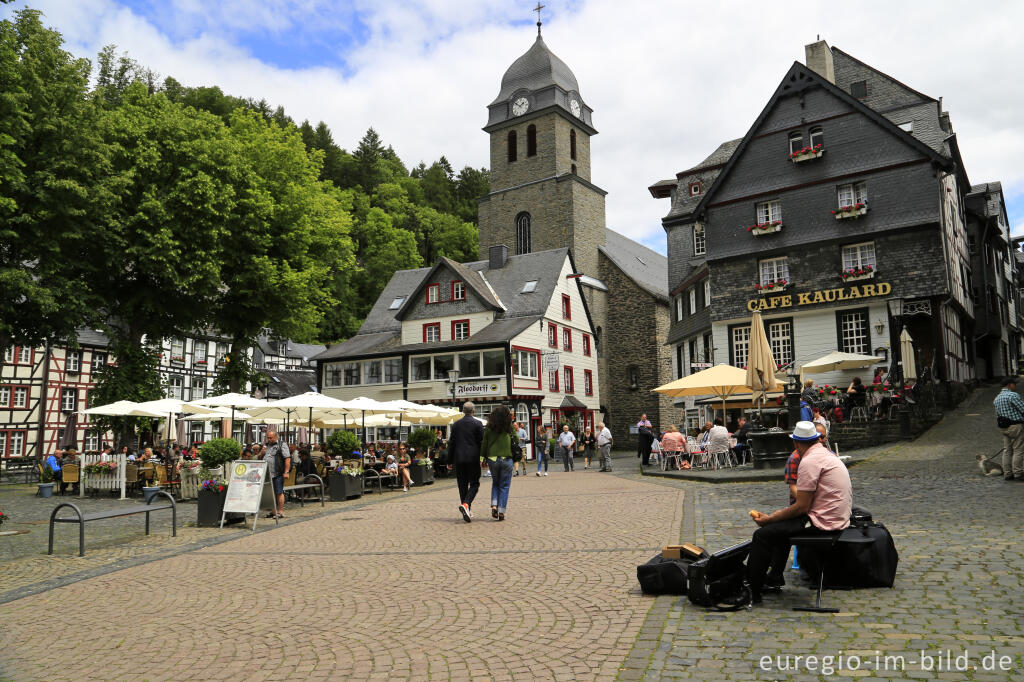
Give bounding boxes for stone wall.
[488,111,592,190]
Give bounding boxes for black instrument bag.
[637,551,707,595]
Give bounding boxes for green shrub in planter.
[326,430,361,457]
[199,438,242,470]
[406,428,436,456]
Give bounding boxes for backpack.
[510,437,523,462]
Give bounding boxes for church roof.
[490,35,580,105]
[599,230,669,302]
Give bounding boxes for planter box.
[751,224,782,236]
[790,150,823,163]
[329,472,363,500]
[834,207,868,220]
[196,488,244,526]
[142,486,161,503]
[410,464,434,486]
[842,271,875,283]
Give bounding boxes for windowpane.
[344,362,361,385]
[704,280,711,308]
[14,388,27,407]
[66,352,80,372]
[483,350,506,376]
[411,357,432,381]
[433,354,454,380]
[562,328,571,350]
[768,321,793,368]
[364,360,382,384]
[325,365,343,387]
[384,359,402,383]
[563,368,573,393]
[18,347,30,364]
[842,242,876,271]
[839,312,869,354]
[731,326,751,368]
[0,387,8,406]
[10,432,24,456]
[809,127,823,149]
[693,224,706,256]
[458,352,481,378]
[424,324,440,342]
[688,289,696,314]
[516,213,532,255]
[756,200,781,223]
[192,377,205,400]
[760,257,789,285]
[452,281,465,300]
[453,321,469,340]
[171,338,184,358]
[788,132,803,155]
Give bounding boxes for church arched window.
[570,129,577,161]
[516,212,531,255]
[527,124,537,157]
[508,130,518,162]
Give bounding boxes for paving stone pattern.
[623,385,1024,681]
[0,467,683,681]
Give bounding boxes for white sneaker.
[544,472,548,476]
[536,472,540,477]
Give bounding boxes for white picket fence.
[80,453,127,499]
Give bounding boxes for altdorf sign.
[746,282,893,312]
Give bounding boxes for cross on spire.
[534,2,545,36]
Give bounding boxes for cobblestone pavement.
[0,464,683,681]
[619,385,1024,681]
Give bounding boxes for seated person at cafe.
[697,422,712,450]
[659,425,687,469]
[296,450,317,477]
[732,417,750,464]
[744,421,852,605]
[845,376,867,412]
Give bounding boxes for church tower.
[478,24,607,277]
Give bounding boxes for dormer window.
[522,280,538,293]
[689,182,701,196]
[425,284,440,304]
[388,296,406,310]
[451,281,466,301]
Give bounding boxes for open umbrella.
[81,400,165,418]
[336,397,403,449]
[746,310,779,410]
[800,351,884,374]
[900,329,917,382]
[653,364,751,419]
[190,392,267,441]
[245,391,353,447]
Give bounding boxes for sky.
[7,0,1024,254]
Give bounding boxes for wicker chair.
[61,463,80,495]
[124,463,140,496]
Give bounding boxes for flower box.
[841,266,875,282]
[754,280,788,294]
[747,221,782,236]
[170,356,185,363]
[833,203,868,220]
[789,145,824,163]
[329,471,363,500]
[195,360,208,366]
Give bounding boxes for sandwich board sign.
[221,460,268,531]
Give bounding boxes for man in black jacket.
[449,401,484,522]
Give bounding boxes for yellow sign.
[747,282,892,312]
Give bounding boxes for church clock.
[569,98,581,118]
[512,97,530,116]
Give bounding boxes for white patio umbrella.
[181,408,255,421]
[337,397,403,448]
[190,392,267,439]
[900,329,917,382]
[378,400,456,437]
[81,400,165,418]
[801,351,884,374]
[245,391,353,446]
[135,398,223,447]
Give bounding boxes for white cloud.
[12,0,1024,247]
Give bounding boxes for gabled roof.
[75,328,110,348]
[256,334,325,362]
[395,257,503,320]
[659,139,742,220]
[599,230,669,301]
[693,61,954,214]
[831,47,936,111]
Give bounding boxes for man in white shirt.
[557,425,577,472]
[597,422,613,472]
[708,418,732,466]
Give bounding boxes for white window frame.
[837,182,868,208]
[17,347,30,364]
[453,321,469,341]
[191,376,205,400]
[731,326,751,369]
[513,350,538,379]
[3,348,11,363]
[842,242,876,271]
[61,388,77,411]
[788,132,803,155]
[364,359,382,385]
[675,297,684,321]
[388,296,406,310]
[93,352,107,368]
[0,387,9,406]
[693,224,706,256]
[759,257,790,286]
[66,351,81,373]
[84,431,101,452]
[424,324,441,343]
[584,370,593,396]
[426,285,440,304]
[10,431,24,457]
[703,280,711,308]
[768,321,793,368]
[756,200,782,224]
[839,311,869,355]
[166,376,183,401]
[809,127,823,149]
[452,281,466,301]
[14,387,28,408]
[562,328,571,351]
[688,288,696,315]
[170,338,185,359]
[216,343,228,365]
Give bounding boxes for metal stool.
[850,406,869,422]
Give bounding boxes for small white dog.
[977,453,1004,476]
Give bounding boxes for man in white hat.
[744,421,853,605]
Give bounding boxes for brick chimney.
[804,40,834,84]
[488,244,508,269]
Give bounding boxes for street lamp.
[446,369,460,408]
[886,297,910,438]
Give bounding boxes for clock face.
[570,99,581,118]
[512,97,530,116]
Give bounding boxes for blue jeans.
[488,457,514,513]
[537,452,548,472]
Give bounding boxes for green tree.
[0,9,106,351]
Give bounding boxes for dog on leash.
[977,453,1004,476]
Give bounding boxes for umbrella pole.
[308,407,313,447]
[230,405,236,443]
[361,410,366,452]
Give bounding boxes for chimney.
[488,244,508,269]
[804,40,834,84]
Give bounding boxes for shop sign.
[747,282,892,312]
[455,381,501,396]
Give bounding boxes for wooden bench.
[282,474,324,507]
[788,527,875,613]
[48,491,177,557]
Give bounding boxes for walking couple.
[450,402,520,522]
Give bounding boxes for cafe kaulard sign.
[747,281,892,312]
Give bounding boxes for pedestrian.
[582,427,597,469]
[637,423,654,466]
[450,401,484,522]
[481,405,516,521]
[536,425,550,476]
[597,421,613,471]
[513,421,529,476]
[44,450,63,494]
[993,377,1024,481]
[558,424,576,471]
[261,430,290,519]
[397,445,413,491]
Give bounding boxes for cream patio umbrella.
[135,398,223,447]
[190,392,267,440]
[746,310,779,406]
[653,364,751,418]
[244,391,354,447]
[800,351,884,374]
[334,397,403,449]
[81,400,165,418]
[900,328,917,382]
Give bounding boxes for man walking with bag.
[450,401,484,521]
[993,377,1024,481]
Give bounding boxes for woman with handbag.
[482,405,516,521]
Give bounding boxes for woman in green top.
[481,405,516,521]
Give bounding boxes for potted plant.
[754,279,788,293]
[832,202,868,219]
[410,456,435,485]
[199,438,242,476]
[38,463,55,498]
[329,465,364,501]
[326,429,361,458]
[746,220,783,236]
[196,472,229,526]
[789,143,824,162]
